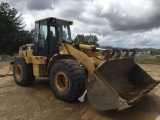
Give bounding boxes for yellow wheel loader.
[10,17,159,111]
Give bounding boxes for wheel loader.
[10,17,159,111]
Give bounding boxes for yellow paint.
[14,43,106,78]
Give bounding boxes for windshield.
[57,21,72,43]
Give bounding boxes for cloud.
[93,0,160,31]
[27,0,55,10]
[1,0,160,48]
[2,0,27,11]
[98,27,160,48]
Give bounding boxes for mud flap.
[86,57,159,111]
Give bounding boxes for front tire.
[13,57,35,86]
[50,59,86,102]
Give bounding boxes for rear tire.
[50,59,86,102]
[13,57,35,86]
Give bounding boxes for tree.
[74,34,99,46]
[0,2,25,55]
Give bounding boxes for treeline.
[0,2,34,55]
[74,34,99,46]
[150,51,160,56]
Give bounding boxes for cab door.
[48,20,59,56]
[33,20,48,56]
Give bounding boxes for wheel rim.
[16,65,22,79]
[54,71,69,92]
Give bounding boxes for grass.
[135,52,160,64]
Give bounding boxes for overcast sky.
[1,0,160,48]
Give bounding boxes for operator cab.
[33,17,73,57]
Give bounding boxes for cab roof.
[35,17,73,25]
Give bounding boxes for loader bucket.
[86,57,159,111]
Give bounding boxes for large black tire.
[13,57,35,86]
[50,59,86,102]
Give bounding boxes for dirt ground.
[0,61,10,68]
[0,63,160,120]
